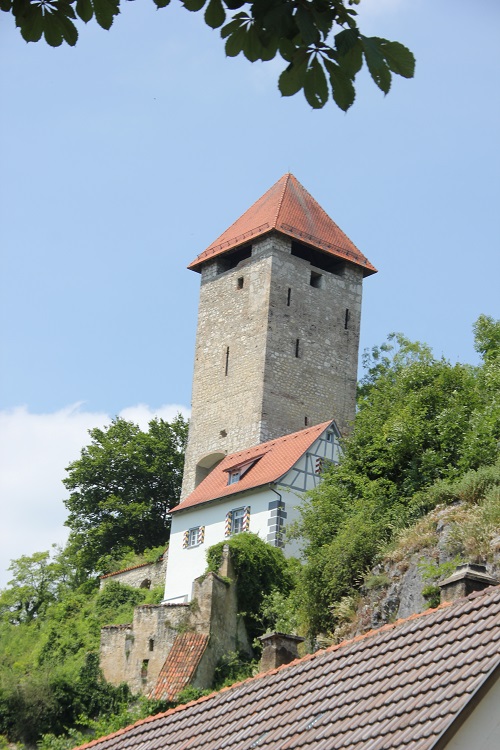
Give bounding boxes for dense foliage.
[0,552,166,746]
[294,316,500,634]
[3,0,414,111]
[0,415,187,746]
[63,415,188,578]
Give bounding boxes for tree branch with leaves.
[3,0,415,110]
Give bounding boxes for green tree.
[295,321,500,634]
[0,561,162,744]
[0,550,66,625]
[3,0,414,111]
[63,415,188,577]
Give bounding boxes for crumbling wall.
[100,601,192,695]
[100,546,249,698]
[99,555,168,591]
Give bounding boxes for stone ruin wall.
[99,554,168,592]
[100,548,250,697]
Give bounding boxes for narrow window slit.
[295,339,300,358]
[287,288,291,306]
[344,309,350,330]
[225,346,230,376]
[237,277,244,289]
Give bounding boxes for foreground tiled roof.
[150,633,209,702]
[74,585,500,750]
[171,420,333,513]
[188,174,377,276]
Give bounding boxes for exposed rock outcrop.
[341,502,500,639]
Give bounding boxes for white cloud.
[118,403,189,430]
[0,402,190,588]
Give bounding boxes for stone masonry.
[99,554,168,591]
[182,232,363,499]
[100,547,250,697]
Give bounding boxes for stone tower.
[181,174,376,499]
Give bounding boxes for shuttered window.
[183,526,205,548]
[225,507,251,536]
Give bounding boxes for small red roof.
[172,420,334,514]
[188,174,376,276]
[151,633,209,703]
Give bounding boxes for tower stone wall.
[181,232,363,499]
[181,242,273,499]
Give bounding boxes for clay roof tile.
[150,633,209,703]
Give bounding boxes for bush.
[212,651,258,690]
[206,534,294,642]
[94,581,145,624]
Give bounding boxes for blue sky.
[1,0,499,585]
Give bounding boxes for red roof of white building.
[188,174,377,276]
[171,420,334,514]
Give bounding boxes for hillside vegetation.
[0,315,498,748]
[288,316,500,635]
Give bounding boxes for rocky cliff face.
[334,500,500,641]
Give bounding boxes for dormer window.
[225,455,264,486]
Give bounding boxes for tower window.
[295,339,300,358]
[225,346,229,376]
[287,288,291,306]
[141,660,149,680]
[310,271,323,288]
[149,639,155,652]
[237,277,244,289]
[305,416,309,426]
[345,309,350,330]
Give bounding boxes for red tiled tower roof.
[171,420,334,514]
[188,174,376,276]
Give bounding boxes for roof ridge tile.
[273,172,291,226]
